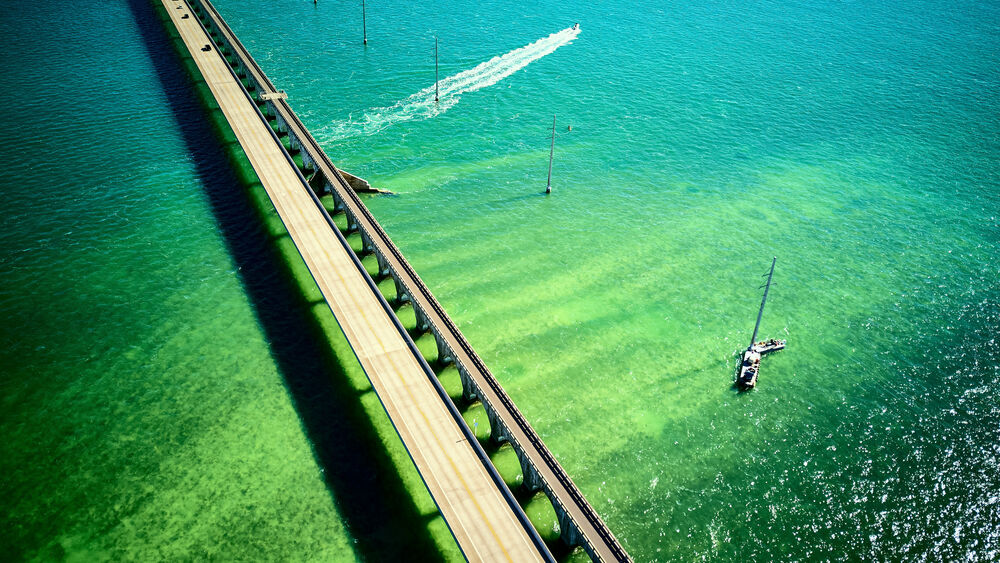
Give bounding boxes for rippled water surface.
[2,0,998,560]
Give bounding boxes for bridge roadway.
[173,0,630,560]
[160,1,546,561]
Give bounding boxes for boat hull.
[735,339,786,389]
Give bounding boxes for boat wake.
[320,25,581,140]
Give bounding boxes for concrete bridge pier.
[344,214,359,234]
[393,279,410,306]
[293,137,318,173]
[278,124,318,177]
[320,180,347,212]
[513,441,545,492]
[372,248,392,278]
[357,229,376,256]
[453,364,479,403]
[486,405,509,444]
[229,57,246,81]
[270,105,289,137]
[412,302,431,334]
[554,501,586,551]
[433,331,453,365]
[262,99,278,119]
[324,181,344,211]
[264,104,329,202]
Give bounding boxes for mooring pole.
[434,37,439,103]
[362,0,367,45]
[546,115,556,194]
[750,256,777,349]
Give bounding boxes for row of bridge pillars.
[190,3,593,557]
[271,99,594,562]
[352,226,590,554]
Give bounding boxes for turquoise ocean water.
[2,0,998,560]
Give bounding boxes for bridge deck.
[185,0,630,559]
[160,2,542,561]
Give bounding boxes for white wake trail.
[321,26,581,140]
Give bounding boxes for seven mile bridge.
[160,0,630,560]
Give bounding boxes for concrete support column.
[553,500,584,549]
[271,107,289,134]
[344,211,359,233]
[374,252,391,278]
[515,449,544,491]
[455,365,478,402]
[412,305,431,334]
[434,332,452,365]
[485,403,509,444]
[393,276,409,305]
[358,230,375,256]
[298,144,317,172]
[328,188,344,212]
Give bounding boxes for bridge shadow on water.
[128,0,445,559]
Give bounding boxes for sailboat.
[736,257,786,389]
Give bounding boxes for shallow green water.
[0,0,456,560]
[1,0,998,560]
[211,0,1000,559]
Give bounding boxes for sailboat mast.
[546,115,555,194]
[750,256,776,348]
